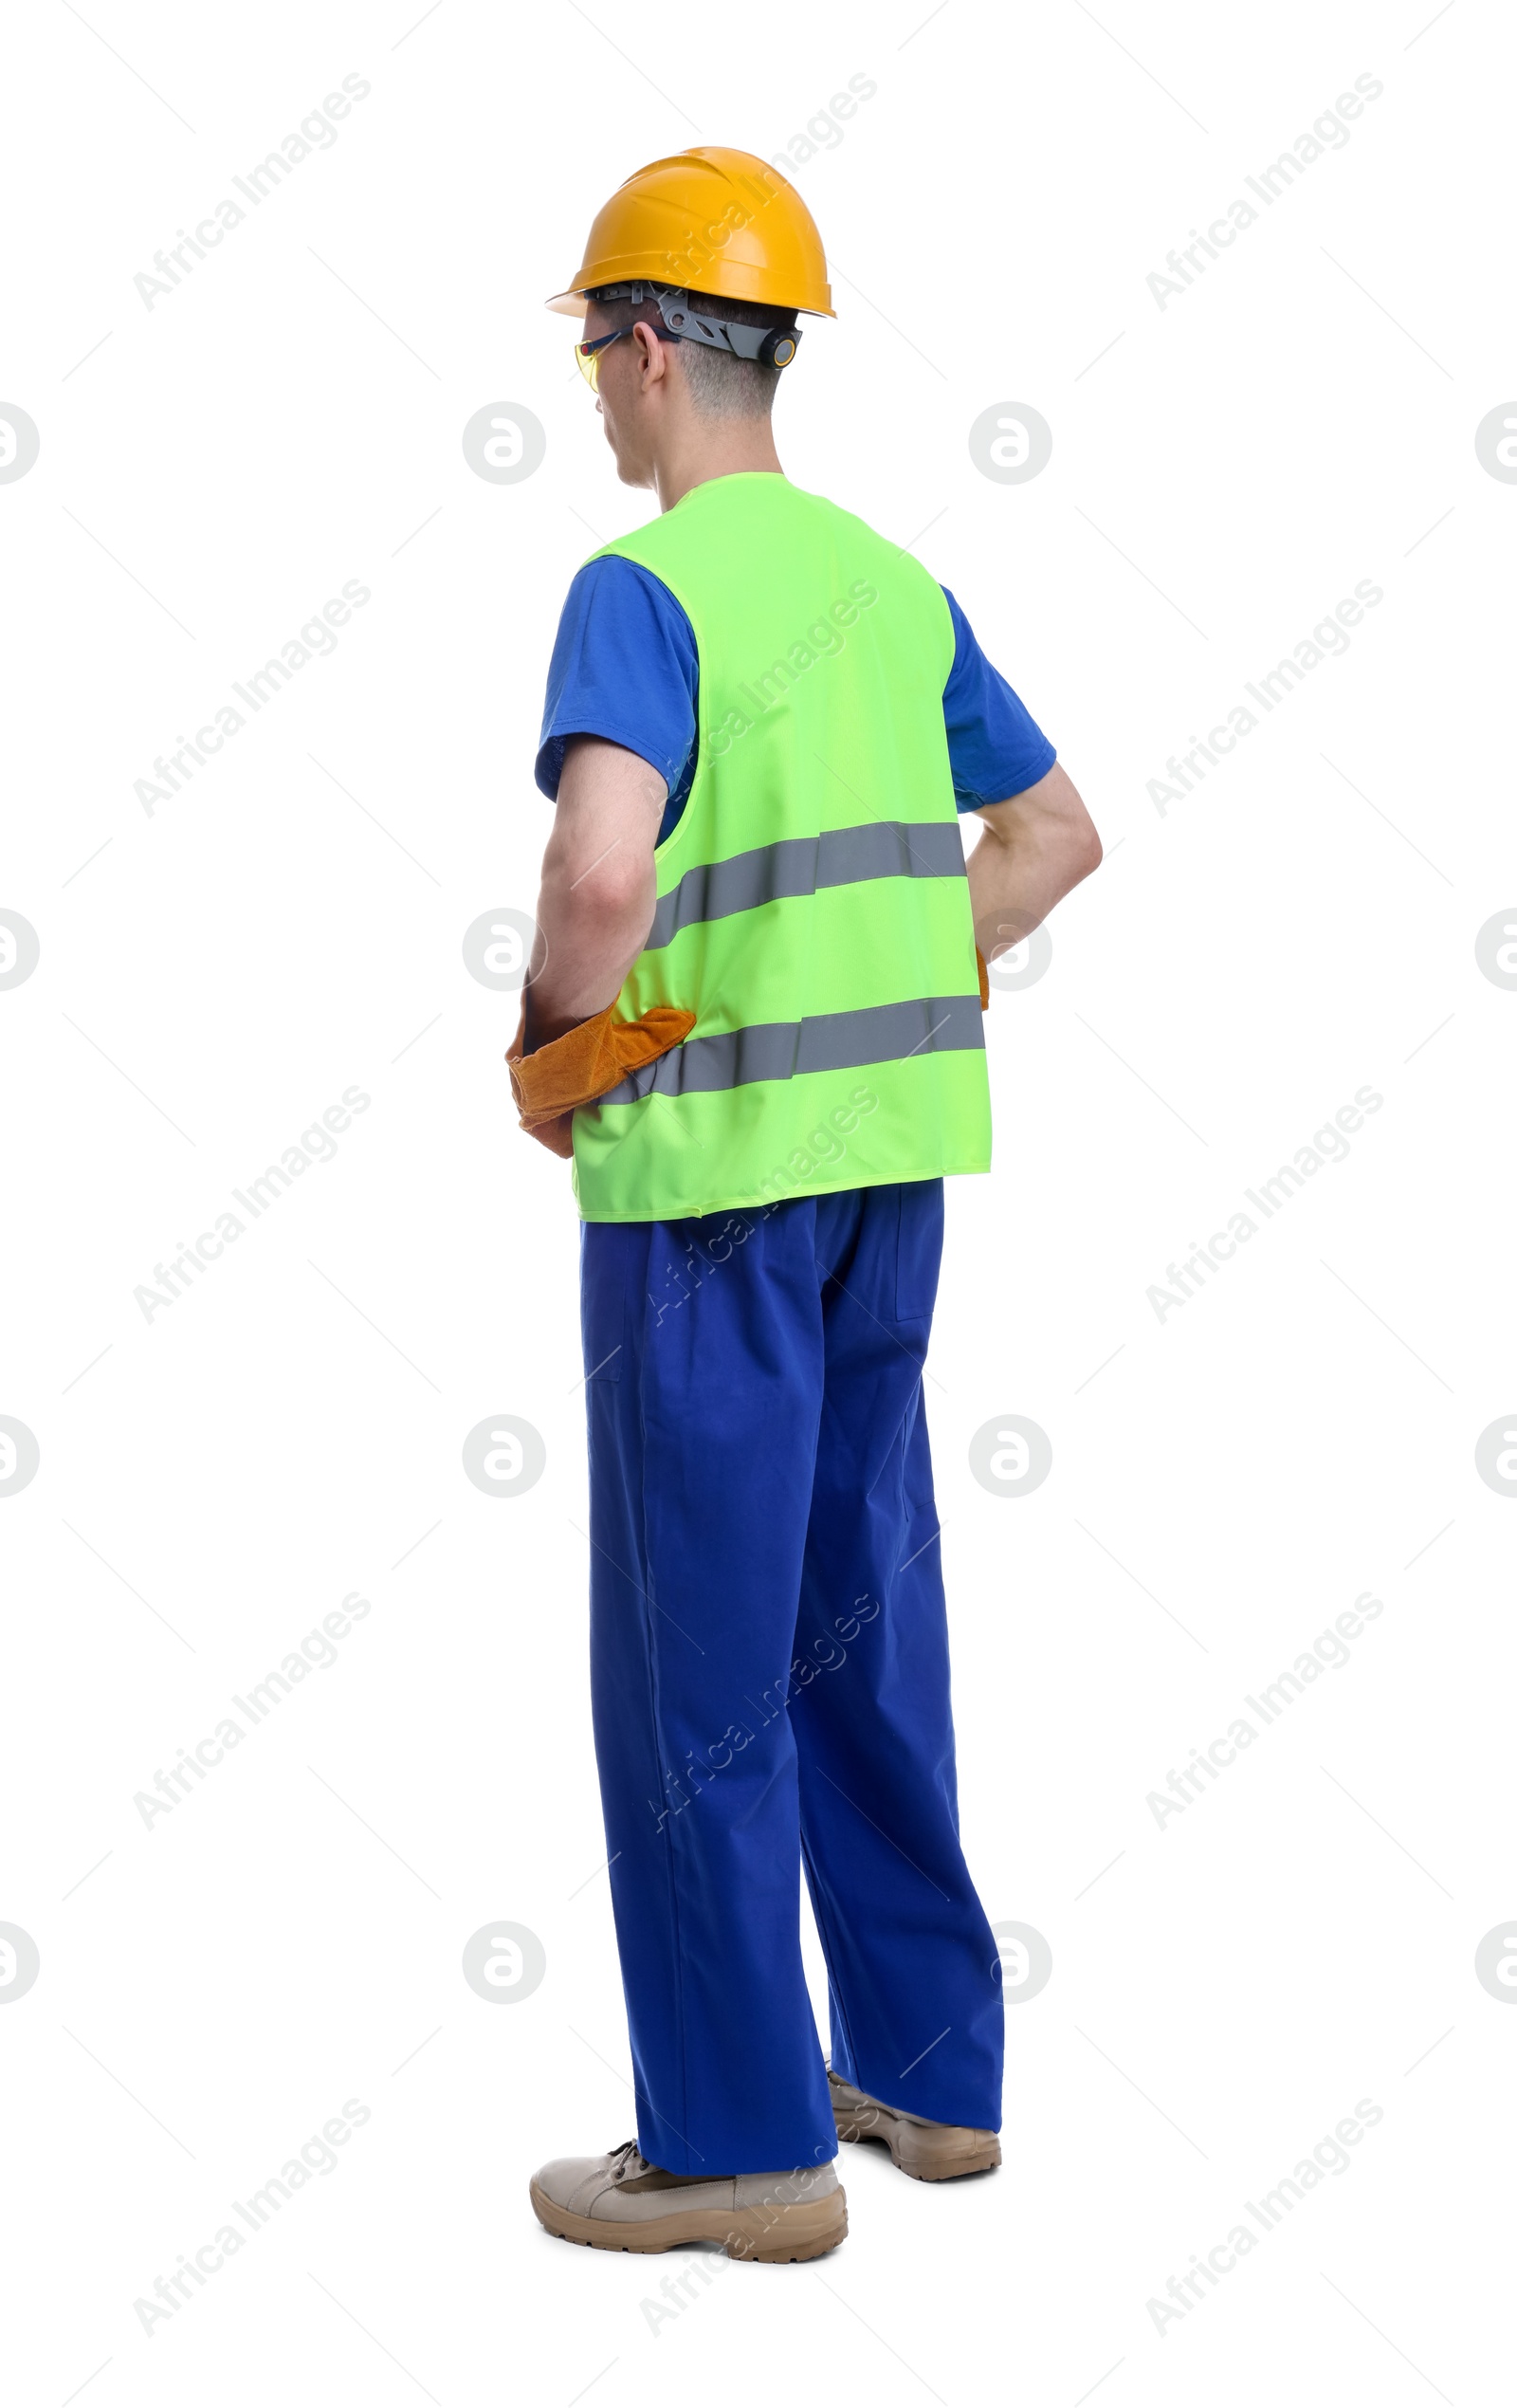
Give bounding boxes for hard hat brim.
[545,277,834,320]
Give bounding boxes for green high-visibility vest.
[572,472,991,1222]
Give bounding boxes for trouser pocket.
[894,1178,944,1322]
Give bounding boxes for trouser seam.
[634,1333,691,2170]
[798,1820,864,2087]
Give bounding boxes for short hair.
[586,284,799,421]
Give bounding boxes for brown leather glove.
[977,947,990,1010]
[507,999,696,1158]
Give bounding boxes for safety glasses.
[574,322,682,394]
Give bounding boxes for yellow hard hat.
[546,145,834,320]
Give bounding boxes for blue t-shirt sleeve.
[536,556,699,812]
[940,585,1055,810]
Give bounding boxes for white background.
[3,1,1513,2401]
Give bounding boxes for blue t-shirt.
[536,555,1054,844]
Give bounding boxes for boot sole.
[529,2179,848,2262]
[832,2104,1001,2183]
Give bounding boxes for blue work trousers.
[579,1178,1002,2175]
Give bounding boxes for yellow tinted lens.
[575,341,599,392]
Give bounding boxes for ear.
[631,319,672,387]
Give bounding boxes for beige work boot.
[529,2140,848,2262]
[829,2068,1001,2181]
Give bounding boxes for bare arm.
[965,761,1102,965]
[525,737,667,1044]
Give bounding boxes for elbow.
[1055,807,1102,893]
[1048,765,1103,888]
[553,853,651,932]
[590,860,647,921]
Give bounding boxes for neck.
[651,416,784,512]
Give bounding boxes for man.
[514,147,1100,2264]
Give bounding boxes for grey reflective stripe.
[599,993,984,1107]
[645,819,965,953]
